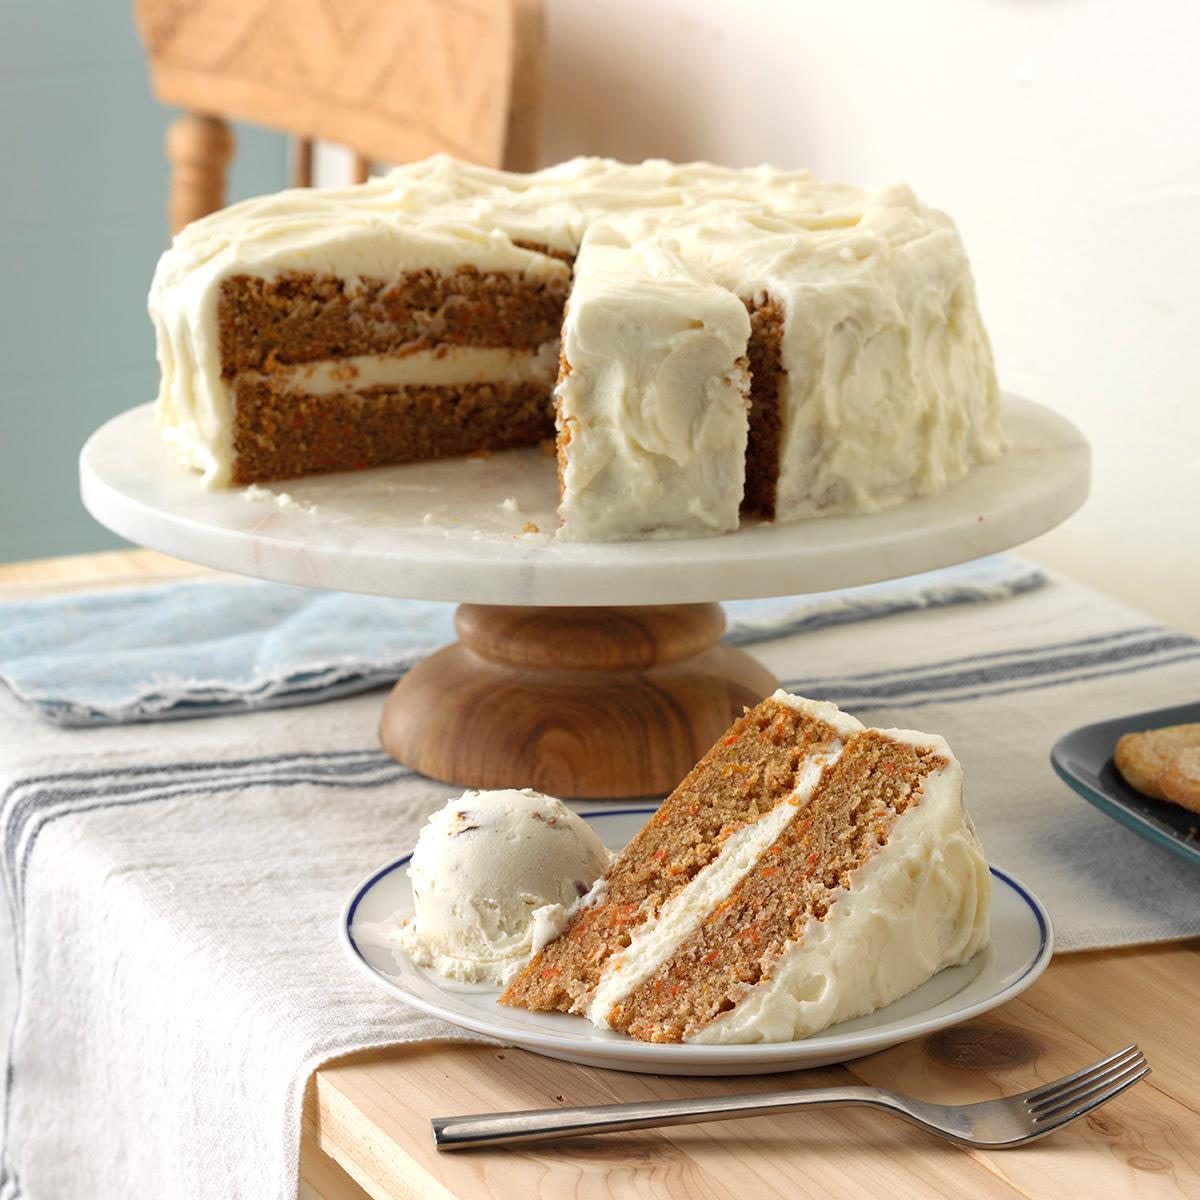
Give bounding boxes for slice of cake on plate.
[499,691,990,1043]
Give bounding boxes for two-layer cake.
[150,156,1004,542]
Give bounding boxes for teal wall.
[0,2,287,562]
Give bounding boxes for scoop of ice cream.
[396,788,611,986]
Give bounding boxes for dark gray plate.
[1051,701,1200,867]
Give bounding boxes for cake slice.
[499,691,990,1043]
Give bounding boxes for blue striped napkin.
[0,555,1045,727]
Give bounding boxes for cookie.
[1160,746,1200,813]
[1114,723,1200,802]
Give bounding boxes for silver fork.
[432,1043,1149,1151]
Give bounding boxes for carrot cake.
[499,691,990,1043]
[149,156,1005,542]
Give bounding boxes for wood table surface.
[3,549,1197,1200]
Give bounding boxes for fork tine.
[1030,1052,1147,1120]
[1028,1050,1146,1119]
[1028,1047,1146,1116]
[1031,1060,1150,1125]
[1022,1044,1141,1107]
[1030,1065,1151,1134]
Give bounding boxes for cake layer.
[741,298,786,518]
[218,269,569,373]
[498,696,857,1014]
[230,380,553,484]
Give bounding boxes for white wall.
[536,0,1200,629]
[314,1,1199,630]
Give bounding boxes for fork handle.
[432,1086,885,1150]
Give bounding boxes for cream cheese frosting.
[236,343,560,397]
[556,234,752,541]
[149,154,1004,536]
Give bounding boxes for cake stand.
[80,396,1089,798]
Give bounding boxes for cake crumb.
[468,449,494,461]
[241,484,317,514]
[274,491,318,514]
[422,512,436,526]
[520,521,541,536]
[500,497,521,514]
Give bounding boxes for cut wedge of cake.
[499,691,990,1043]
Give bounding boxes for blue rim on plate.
[1051,701,1200,868]
[341,806,1054,1074]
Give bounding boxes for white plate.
[342,807,1053,1075]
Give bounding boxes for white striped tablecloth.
[1,568,1198,1199]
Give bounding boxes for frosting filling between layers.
[236,342,561,396]
[586,742,846,1028]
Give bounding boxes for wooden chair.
[134,0,545,234]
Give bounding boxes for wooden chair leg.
[503,0,546,172]
[165,112,234,235]
[292,137,314,188]
[351,152,370,184]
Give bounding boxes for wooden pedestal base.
[379,602,779,799]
